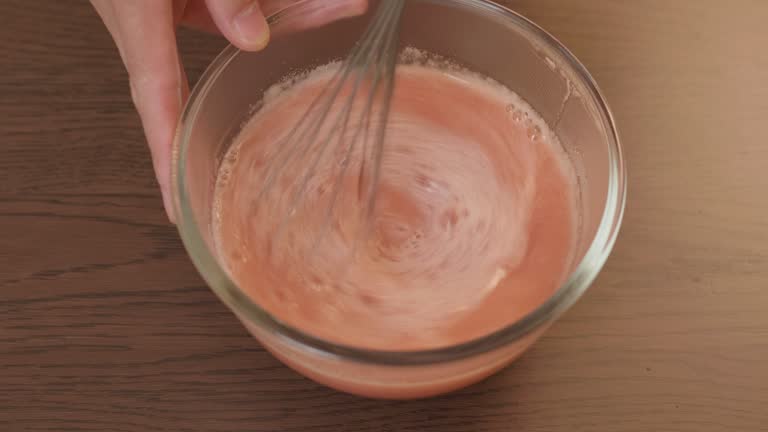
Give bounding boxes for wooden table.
[2,1,767,430]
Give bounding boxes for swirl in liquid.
[214,58,579,350]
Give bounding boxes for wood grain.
[1,1,767,430]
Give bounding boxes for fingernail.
[234,2,270,50]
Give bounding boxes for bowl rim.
[172,0,627,366]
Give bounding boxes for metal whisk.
[258,0,406,253]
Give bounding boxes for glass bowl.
[172,0,626,399]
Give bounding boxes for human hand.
[91,0,368,222]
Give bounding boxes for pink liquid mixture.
[213,56,579,351]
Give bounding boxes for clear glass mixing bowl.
[172,0,626,399]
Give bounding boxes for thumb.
[204,0,270,51]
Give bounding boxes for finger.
[261,0,369,38]
[103,0,185,222]
[259,0,368,19]
[180,0,220,34]
[204,0,270,51]
[180,0,369,39]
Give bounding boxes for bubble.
[527,125,542,141]
[507,106,524,123]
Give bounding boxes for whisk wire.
[256,0,406,259]
[286,0,405,215]
[362,1,405,225]
[266,0,400,181]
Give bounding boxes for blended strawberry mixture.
[213,54,579,351]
